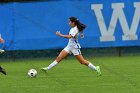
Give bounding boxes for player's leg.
[0,66,6,75]
[41,49,69,71]
[73,49,101,75]
[75,54,101,75]
[55,50,69,63]
[47,50,69,70]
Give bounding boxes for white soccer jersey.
[64,26,81,55]
[68,26,81,48]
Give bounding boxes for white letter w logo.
[91,2,140,42]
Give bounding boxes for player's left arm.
[56,31,72,38]
[80,31,84,38]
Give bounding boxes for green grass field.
[0,56,140,93]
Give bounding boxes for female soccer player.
[0,34,6,75]
[41,16,101,75]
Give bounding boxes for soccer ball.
[28,69,37,78]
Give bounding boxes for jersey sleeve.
[70,29,78,37]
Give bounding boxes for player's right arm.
[56,31,72,38]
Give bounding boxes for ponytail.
[69,17,86,32]
[76,20,86,32]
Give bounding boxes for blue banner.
[0,0,140,50]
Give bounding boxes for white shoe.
[41,67,48,72]
[96,66,101,76]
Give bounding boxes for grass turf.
[0,56,140,93]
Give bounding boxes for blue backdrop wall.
[0,0,140,50]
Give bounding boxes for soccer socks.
[41,60,58,71]
[47,62,97,71]
[47,60,58,70]
[88,63,97,71]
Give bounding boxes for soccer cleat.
[0,66,6,75]
[41,67,48,72]
[96,66,101,76]
[0,49,5,53]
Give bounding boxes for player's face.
[69,20,76,27]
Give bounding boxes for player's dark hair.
[69,16,86,32]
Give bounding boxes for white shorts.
[64,45,81,55]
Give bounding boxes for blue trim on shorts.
[78,49,81,55]
[74,40,78,43]
[75,40,80,48]
[77,45,79,48]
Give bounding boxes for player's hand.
[0,35,5,43]
[80,33,84,38]
[56,31,61,36]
